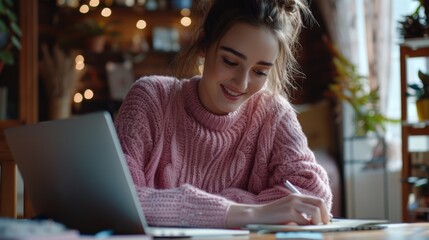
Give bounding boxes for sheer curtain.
[315,0,393,137]
[314,0,404,222]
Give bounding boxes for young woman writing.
[114,0,332,229]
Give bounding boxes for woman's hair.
[173,0,312,98]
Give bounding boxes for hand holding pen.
[284,180,332,224]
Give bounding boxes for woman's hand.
[225,193,330,228]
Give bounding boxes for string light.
[180,17,191,27]
[84,89,94,99]
[101,7,112,17]
[75,55,84,64]
[89,0,100,7]
[79,4,90,13]
[74,93,83,103]
[136,20,147,29]
[75,55,85,71]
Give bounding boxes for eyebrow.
[220,46,274,66]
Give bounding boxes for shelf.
[36,3,195,119]
[400,39,429,222]
[409,207,429,222]
[0,120,23,163]
[413,207,429,213]
[402,123,429,135]
[400,38,429,50]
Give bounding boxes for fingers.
[287,194,330,225]
[258,193,330,226]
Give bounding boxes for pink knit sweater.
[114,75,332,228]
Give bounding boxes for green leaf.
[0,2,5,13]
[0,50,14,65]
[10,22,21,36]
[11,35,20,49]
[4,0,13,8]
[5,9,17,22]
[0,21,8,32]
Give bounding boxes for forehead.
[217,22,279,62]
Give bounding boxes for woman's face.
[198,22,279,115]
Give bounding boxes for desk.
[245,223,429,240]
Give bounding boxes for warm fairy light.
[101,8,112,17]
[180,17,191,27]
[89,0,100,7]
[84,89,94,99]
[136,20,147,29]
[75,55,85,70]
[74,93,83,103]
[79,5,90,13]
[180,8,191,17]
[75,55,84,64]
[75,62,85,71]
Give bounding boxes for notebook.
[4,111,249,238]
[245,218,389,233]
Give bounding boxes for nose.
[232,68,249,91]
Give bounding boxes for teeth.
[223,85,241,96]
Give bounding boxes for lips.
[221,84,245,100]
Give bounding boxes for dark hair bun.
[277,0,297,13]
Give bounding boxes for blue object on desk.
[276,232,324,240]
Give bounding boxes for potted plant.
[408,70,429,121]
[0,0,21,119]
[73,18,119,53]
[405,163,429,212]
[0,0,21,69]
[397,0,429,39]
[326,39,399,136]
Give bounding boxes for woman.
[115,0,332,229]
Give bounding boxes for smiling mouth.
[221,84,245,100]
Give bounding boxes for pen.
[284,180,333,223]
[284,180,301,194]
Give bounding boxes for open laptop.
[4,111,249,238]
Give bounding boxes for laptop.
[4,111,249,238]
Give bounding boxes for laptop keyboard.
[0,217,79,238]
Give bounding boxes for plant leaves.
[11,22,21,36]
[0,50,13,65]
[11,35,20,49]
[0,20,8,32]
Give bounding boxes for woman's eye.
[223,58,238,66]
[254,69,268,76]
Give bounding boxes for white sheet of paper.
[245,218,389,233]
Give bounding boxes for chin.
[220,104,241,114]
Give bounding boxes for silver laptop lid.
[4,111,148,234]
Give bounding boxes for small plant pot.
[49,96,72,120]
[416,98,429,121]
[86,35,106,53]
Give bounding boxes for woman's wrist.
[225,203,263,228]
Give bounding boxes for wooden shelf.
[36,3,195,118]
[400,38,429,50]
[0,0,38,219]
[402,123,429,135]
[400,39,429,223]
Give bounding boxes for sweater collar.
[184,77,245,131]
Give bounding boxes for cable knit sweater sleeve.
[114,76,233,228]
[219,98,333,211]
